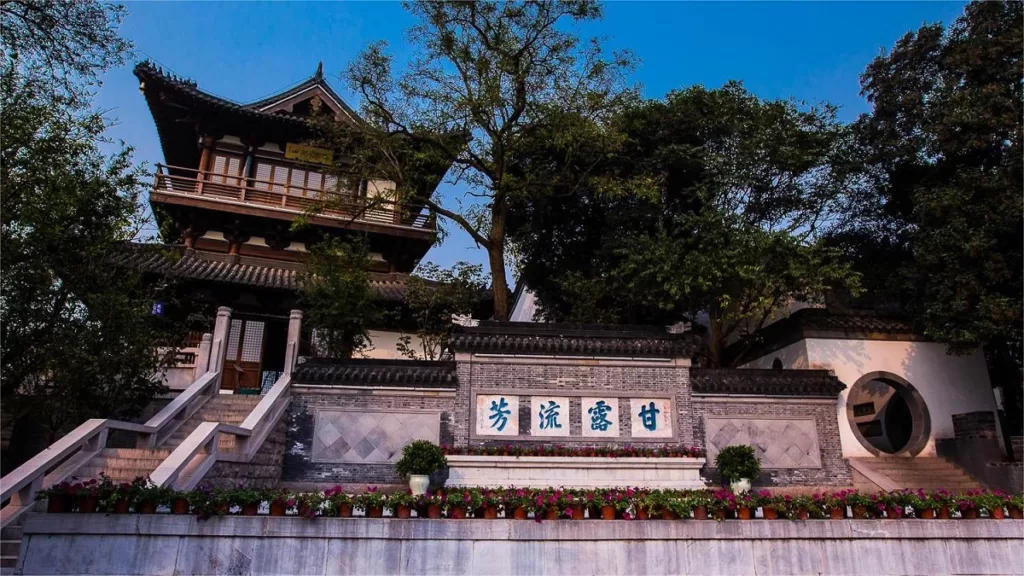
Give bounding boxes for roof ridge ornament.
[314,61,324,81]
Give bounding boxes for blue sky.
[97,1,968,273]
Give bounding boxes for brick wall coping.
[450,322,698,358]
[24,514,1022,541]
[293,358,457,387]
[691,369,845,397]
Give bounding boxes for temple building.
[124,62,471,392]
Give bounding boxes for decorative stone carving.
[311,410,439,463]
[705,417,821,469]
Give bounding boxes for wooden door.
[221,319,265,393]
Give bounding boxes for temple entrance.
[847,372,930,456]
[220,315,288,394]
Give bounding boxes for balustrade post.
[195,333,213,376]
[211,307,232,374]
[9,475,42,508]
[283,309,303,376]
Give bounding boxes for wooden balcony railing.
[152,164,435,231]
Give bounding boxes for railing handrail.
[0,368,223,528]
[152,163,435,230]
[150,373,293,490]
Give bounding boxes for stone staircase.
[1,520,21,574]
[72,395,262,482]
[850,456,986,492]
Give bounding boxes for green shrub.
[394,440,448,478]
[715,445,761,483]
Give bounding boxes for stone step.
[74,466,151,481]
[0,528,20,542]
[0,555,16,569]
[0,541,19,558]
[99,448,172,459]
[206,397,262,407]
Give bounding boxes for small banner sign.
[284,143,333,166]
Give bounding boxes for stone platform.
[446,455,707,488]
[18,514,1023,575]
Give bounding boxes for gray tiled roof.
[690,368,845,397]
[293,358,457,388]
[449,321,698,358]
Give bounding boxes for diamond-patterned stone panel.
[311,410,440,464]
[705,417,821,469]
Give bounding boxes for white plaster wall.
[799,338,996,458]
[363,330,427,360]
[741,340,809,369]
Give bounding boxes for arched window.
[771,358,783,370]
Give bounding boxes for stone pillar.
[194,333,213,376]
[210,307,232,374]
[283,309,303,377]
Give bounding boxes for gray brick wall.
[281,389,456,486]
[952,411,999,440]
[692,397,850,487]
[454,358,693,449]
[202,418,288,489]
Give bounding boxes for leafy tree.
[834,1,1022,429]
[331,0,636,320]
[298,238,377,358]
[510,83,860,365]
[1,59,181,448]
[397,262,486,360]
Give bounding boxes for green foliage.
[1,38,181,443]
[833,0,1023,430]
[297,237,377,358]
[510,83,860,364]
[397,261,486,360]
[394,440,448,478]
[714,445,761,483]
[324,0,637,320]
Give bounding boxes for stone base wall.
[201,418,288,488]
[692,396,851,487]
[19,515,1023,576]
[446,455,706,488]
[282,386,456,486]
[938,411,1018,492]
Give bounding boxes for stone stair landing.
[849,456,986,492]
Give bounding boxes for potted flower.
[844,491,872,519]
[762,493,788,520]
[170,490,191,515]
[1008,493,1024,520]
[71,479,102,513]
[971,491,1007,519]
[664,491,692,521]
[422,492,445,519]
[709,489,736,520]
[324,486,352,517]
[690,490,713,520]
[480,489,502,519]
[387,491,415,519]
[815,490,847,520]
[358,487,387,518]
[788,495,813,520]
[394,440,448,496]
[265,489,292,517]
[734,491,759,520]
[37,481,75,513]
[957,493,979,519]
[106,481,136,514]
[715,445,761,493]
[503,487,531,520]
[135,480,170,514]
[296,491,323,519]
[229,485,264,516]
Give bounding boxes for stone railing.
[0,364,222,530]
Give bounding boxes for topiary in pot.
[715,445,761,492]
[395,440,448,495]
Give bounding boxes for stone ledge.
[447,455,706,469]
[24,514,1023,541]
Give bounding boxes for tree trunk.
[488,245,510,321]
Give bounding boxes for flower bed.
[441,444,705,458]
[38,479,1023,522]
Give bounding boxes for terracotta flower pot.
[693,506,708,520]
[961,508,978,520]
[938,506,950,519]
[601,505,616,520]
[763,508,778,520]
[78,497,99,514]
[569,505,585,520]
[270,502,287,517]
[427,504,442,519]
[990,507,1005,520]
[138,500,158,514]
[512,507,528,520]
[113,500,131,514]
[450,507,467,519]
[635,508,649,521]
[367,507,384,518]
[298,503,312,518]
[47,495,71,514]
[713,509,727,521]
[663,509,680,520]
[852,505,868,519]
[336,503,351,517]
[483,506,498,520]
[796,507,809,520]
[216,504,230,516]
[241,503,259,516]
[171,498,190,515]
[1008,506,1023,520]
[737,507,752,520]
[396,505,412,519]
[916,508,935,520]
[544,507,560,520]
[829,507,844,520]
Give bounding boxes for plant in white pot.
[715,445,762,493]
[395,440,448,496]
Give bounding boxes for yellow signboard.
[284,143,333,166]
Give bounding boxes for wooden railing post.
[211,307,232,374]
[283,310,303,377]
[195,333,213,376]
